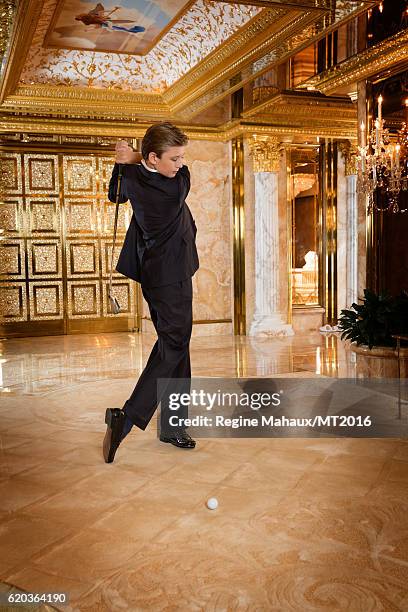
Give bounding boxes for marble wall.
[337,155,348,315]
[141,139,233,336]
[277,150,291,322]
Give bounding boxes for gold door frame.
[0,143,140,337]
[231,136,246,335]
[321,139,338,325]
[286,141,338,324]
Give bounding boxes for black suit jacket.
[108,162,199,288]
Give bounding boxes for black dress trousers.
[123,277,193,434]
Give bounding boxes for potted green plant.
[338,289,408,377]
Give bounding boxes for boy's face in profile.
[147,145,186,178]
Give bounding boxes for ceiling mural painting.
[20,0,261,92]
[44,0,194,55]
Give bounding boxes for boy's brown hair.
[141,122,188,160]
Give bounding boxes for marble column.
[339,141,358,309]
[346,174,358,306]
[248,137,293,336]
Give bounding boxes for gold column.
[231,137,246,336]
[320,139,338,325]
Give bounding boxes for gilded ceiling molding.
[0,0,44,102]
[242,92,356,119]
[0,113,357,143]
[172,3,375,119]
[239,92,357,140]
[11,84,162,105]
[164,8,287,101]
[0,115,223,141]
[248,135,281,172]
[217,0,373,6]
[212,0,331,8]
[4,84,168,118]
[250,116,356,133]
[226,122,356,141]
[299,29,408,94]
[338,140,358,176]
[165,8,318,110]
[172,78,244,122]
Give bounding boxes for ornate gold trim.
[243,92,355,119]
[165,8,298,106]
[298,30,408,95]
[0,0,45,103]
[247,135,280,172]
[0,115,223,140]
[4,84,167,117]
[211,0,330,7]
[0,111,358,143]
[0,112,358,143]
[212,0,373,6]
[166,8,325,113]
[338,140,358,175]
[228,122,356,142]
[11,84,162,105]
[240,92,357,141]
[177,0,374,119]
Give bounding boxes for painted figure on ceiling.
[75,3,145,34]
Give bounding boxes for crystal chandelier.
[357,96,408,214]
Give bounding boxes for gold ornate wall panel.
[65,199,98,236]
[28,239,61,277]
[0,153,22,193]
[63,156,96,195]
[0,239,25,279]
[0,197,23,233]
[28,198,60,234]
[24,154,59,194]
[0,149,138,336]
[29,281,63,321]
[0,283,27,322]
[67,280,100,319]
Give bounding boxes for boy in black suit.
[103,123,199,463]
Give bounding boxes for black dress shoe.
[159,429,196,449]
[103,408,125,463]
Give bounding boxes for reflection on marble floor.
[0,331,353,396]
[1,332,407,611]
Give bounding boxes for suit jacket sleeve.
[108,163,129,204]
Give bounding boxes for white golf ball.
[206,497,218,510]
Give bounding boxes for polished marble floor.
[0,331,407,611]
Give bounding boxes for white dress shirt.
[141,159,158,173]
